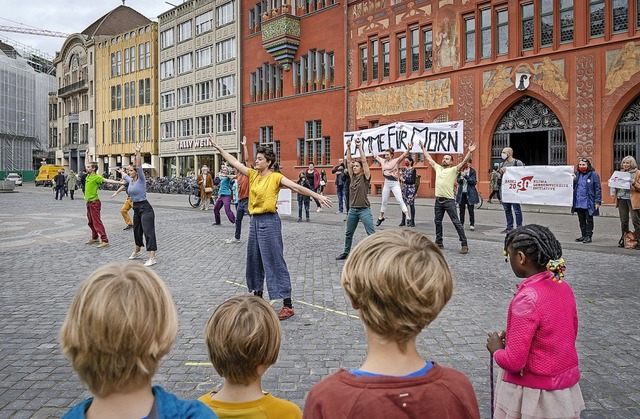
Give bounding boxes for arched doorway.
[614,95,640,170]
[491,96,566,168]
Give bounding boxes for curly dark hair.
[504,225,563,269]
[256,146,276,169]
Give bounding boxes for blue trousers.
[343,207,376,254]
[336,185,345,213]
[234,198,249,240]
[298,195,310,220]
[246,212,292,300]
[502,202,523,230]
[434,198,467,246]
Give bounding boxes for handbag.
[623,231,638,249]
[204,186,213,193]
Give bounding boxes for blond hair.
[621,155,638,170]
[60,263,178,397]
[341,230,453,350]
[205,296,281,385]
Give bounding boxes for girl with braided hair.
[487,225,585,419]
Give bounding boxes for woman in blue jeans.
[210,134,331,319]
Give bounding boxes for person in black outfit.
[54,170,66,200]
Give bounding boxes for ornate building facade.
[348,0,640,201]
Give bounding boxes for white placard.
[607,171,633,189]
[343,121,464,157]
[276,189,292,215]
[501,166,574,206]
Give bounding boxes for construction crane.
[0,25,69,38]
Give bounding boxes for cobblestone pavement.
[1,185,638,418]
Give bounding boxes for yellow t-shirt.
[434,164,458,199]
[198,391,302,419]
[248,168,283,214]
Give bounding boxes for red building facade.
[241,0,347,190]
[347,0,640,201]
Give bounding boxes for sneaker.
[399,221,406,226]
[128,251,142,260]
[575,236,586,242]
[335,211,343,214]
[297,218,302,222]
[123,224,133,230]
[470,225,475,231]
[85,239,99,245]
[375,217,385,226]
[500,228,512,234]
[277,306,294,320]
[316,208,322,213]
[144,258,157,267]
[96,242,109,248]
[336,253,349,260]
[224,238,241,244]
[582,236,592,244]
[460,246,469,254]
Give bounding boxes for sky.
[0,0,176,59]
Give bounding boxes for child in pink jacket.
[487,224,585,419]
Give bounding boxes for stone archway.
[490,96,566,168]
[614,95,640,170]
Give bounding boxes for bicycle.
[188,186,202,208]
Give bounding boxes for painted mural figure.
[481,65,511,108]
[605,42,640,94]
[435,18,458,69]
[533,57,568,100]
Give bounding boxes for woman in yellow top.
[210,134,332,320]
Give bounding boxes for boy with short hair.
[304,229,480,418]
[60,262,216,419]
[199,296,302,418]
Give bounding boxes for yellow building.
[95,19,159,176]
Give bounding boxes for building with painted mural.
[241,0,345,191]
[348,0,640,201]
[95,19,159,176]
[158,0,241,177]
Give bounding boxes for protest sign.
[501,166,574,206]
[343,121,464,157]
[277,189,292,215]
[607,171,633,189]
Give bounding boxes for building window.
[197,115,213,135]
[410,28,419,72]
[371,39,379,80]
[128,81,135,107]
[178,20,192,42]
[145,42,151,68]
[522,4,534,51]
[637,0,640,29]
[217,112,236,133]
[160,59,174,79]
[360,45,368,83]
[160,28,174,48]
[196,47,212,68]
[216,37,236,61]
[480,8,492,58]
[178,86,193,106]
[177,53,192,74]
[160,92,175,109]
[612,0,628,34]
[496,9,508,56]
[196,11,213,35]
[464,17,476,62]
[299,120,330,165]
[110,86,116,111]
[217,75,236,98]
[124,83,130,108]
[398,36,406,75]
[116,85,121,109]
[423,28,433,70]
[129,47,136,72]
[540,0,554,48]
[216,1,235,26]
[161,121,175,139]
[178,119,193,137]
[560,0,574,43]
[196,81,213,102]
[139,44,145,69]
[144,78,151,105]
[259,126,280,163]
[382,40,390,78]
[590,0,605,38]
[124,48,130,74]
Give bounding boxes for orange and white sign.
[501,166,574,206]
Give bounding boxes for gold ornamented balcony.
[261,8,300,71]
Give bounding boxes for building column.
[108,155,117,178]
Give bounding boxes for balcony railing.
[58,80,88,97]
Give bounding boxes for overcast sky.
[0,0,175,59]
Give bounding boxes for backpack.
[623,231,638,249]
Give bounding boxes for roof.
[81,5,151,38]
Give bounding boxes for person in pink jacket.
[487,224,585,419]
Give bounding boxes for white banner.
[607,171,633,189]
[276,189,292,215]
[501,166,574,206]
[343,121,464,157]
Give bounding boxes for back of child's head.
[60,263,178,397]
[205,296,281,385]
[341,229,453,350]
[505,225,565,279]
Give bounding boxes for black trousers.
[459,193,475,226]
[133,200,157,251]
[434,198,467,246]
[576,208,594,237]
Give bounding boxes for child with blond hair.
[60,263,216,419]
[304,229,480,418]
[199,296,302,418]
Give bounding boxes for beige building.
[158,0,241,177]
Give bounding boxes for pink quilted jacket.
[494,270,581,390]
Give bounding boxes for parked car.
[5,173,23,186]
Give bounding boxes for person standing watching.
[54,170,66,200]
[306,163,323,212]
[332,158,346,214]
[571,158,601,244]
[498,147,525,233]
[197,165,214,211]
[66,170,78,200]
[456,158,479,231]
[419,141,476,254]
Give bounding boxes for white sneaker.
[128,251,142,260]
[224,238,241,244]
[470,225,475,231]
[144,258,157,267]
[316,208,322,212]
